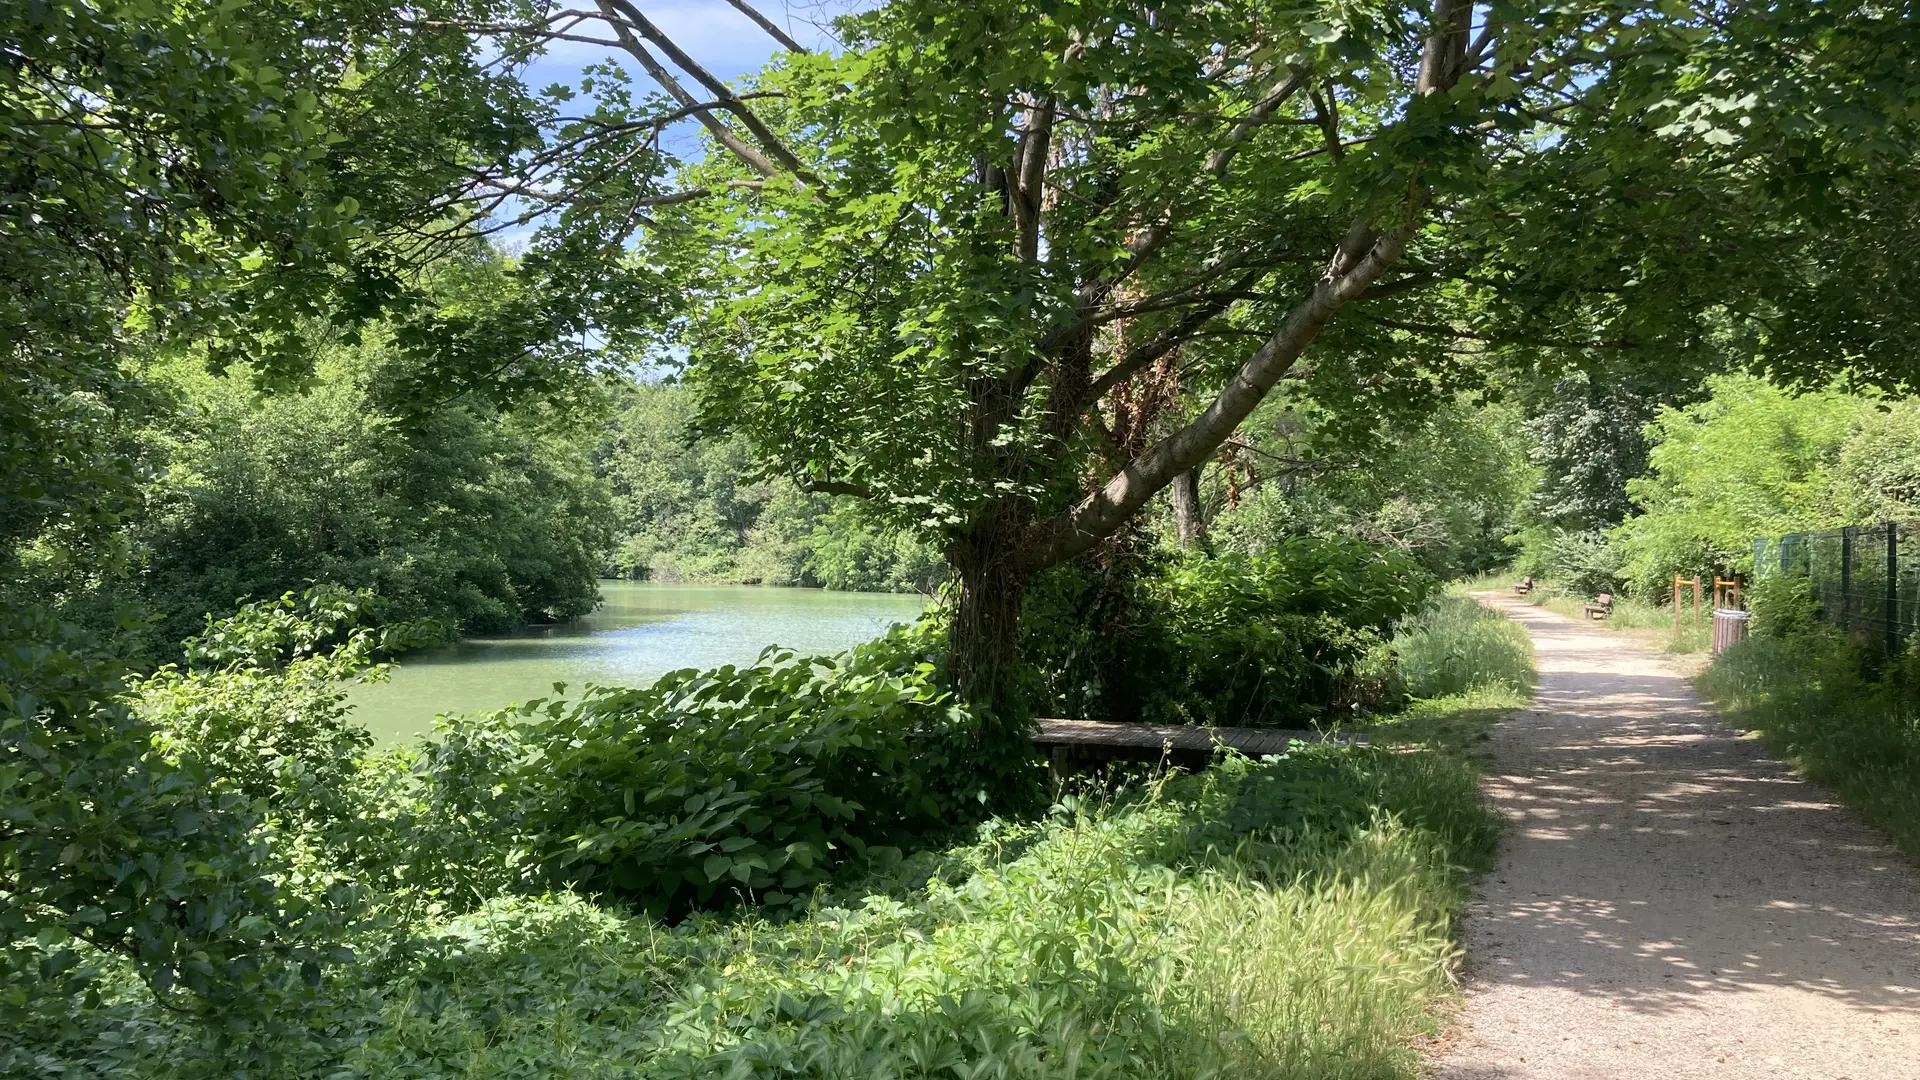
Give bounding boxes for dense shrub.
[122,339,615,655]
[1149,541,1432,726]
[1745,573,1819,638]
[1613,375,1866,597]
[397,623,983,917]
[338,748,1494,1080]
[32,742,1494,1080]
[1023,538,1433,727]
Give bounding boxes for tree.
[664,0,1639,715]
[0,0,633,1027]
[1522,372,1659,533]
[422,0,1920,737]
[1616,374,1866,594]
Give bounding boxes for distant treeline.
[595,382,944,594]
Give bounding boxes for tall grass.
[350,750,1498,1079]
[1699,631,1920,861]
[63,748,1496,1079]
[1395,591,1536,700]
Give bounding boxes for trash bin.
[1711,609,1750,656]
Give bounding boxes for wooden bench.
[1512,574,1534,595]
[1584,592,1614,619]
[1030,718,1361,773]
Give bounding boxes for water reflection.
[348,582,929,744]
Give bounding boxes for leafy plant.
[1024,539,1432,727]
[406,624,983,917]
[1746,574,1819,639]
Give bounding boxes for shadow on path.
[1428,596,1920,1080]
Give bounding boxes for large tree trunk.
[1170,466,1207,550]
[946,509,1033,718]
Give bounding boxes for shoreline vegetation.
[13,584,1536,1078]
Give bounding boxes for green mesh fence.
[1754,521,1920,654]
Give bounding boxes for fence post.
[1889,522,1900,657]
[1840,526,1853,631]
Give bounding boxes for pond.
[348,582,930,745]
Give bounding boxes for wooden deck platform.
[1030,718,1358,771]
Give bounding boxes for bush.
[399,622,983,918]
[1023,538,1434,728]
[233,747,1493,1080]
[1746,573,1818,638]
[1150,541,1433,725]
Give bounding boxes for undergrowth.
[1699,629,1920,861]
[19,748,1498,1080]
[8,586,1536,1078]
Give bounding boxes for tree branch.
[596,0,819,185]
[721,0,808,54]
[1016,0,1475,571]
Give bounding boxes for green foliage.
[32,739,1495,1079]
[1746,574,1819,639]
[1210,399,1536,581]
[0,600,359,1060]
[1616,375,1868,596]
[1513,527,1627,597]
[398,623,982,917]
[1522,372,1658,531]
[1161,539,1435,637]
[597,381,944,592]
[118,317,615,650]
[137,588,434,815]
[1700,629,1920,861]
[1025,539,1434,727]
[1394,593,1537,701]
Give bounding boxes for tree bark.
[1171,466,1207,550]
[945,507,1034,720]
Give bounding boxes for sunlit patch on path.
[1427,595,1920,1080]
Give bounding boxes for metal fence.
[1754,521,1920,654]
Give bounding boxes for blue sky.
[484,1,870,246]
[518,0,868,103]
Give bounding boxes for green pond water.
[348,582,929,745]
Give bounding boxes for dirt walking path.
[1427,595,1920,1080]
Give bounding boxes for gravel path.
[1427,594,1920,1080]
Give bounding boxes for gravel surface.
[1427,595,1920,1080]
